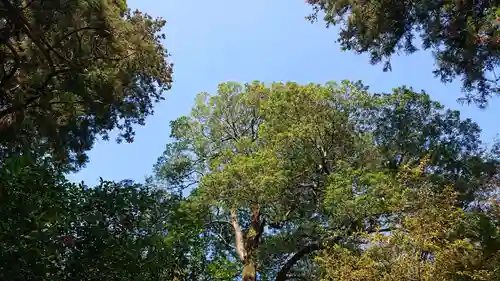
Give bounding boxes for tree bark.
[242,259,257,281]
[230,208,246,262]
[242,206,263,281]
[274,243,322,281]
[231,206,264,281]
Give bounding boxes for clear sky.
[69,0,500,186]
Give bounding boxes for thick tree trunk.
[242,206,263,281]
[231,206,264,281]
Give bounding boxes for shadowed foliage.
[0,0,173,170]
[306,0,500,107]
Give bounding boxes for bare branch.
[207,219,232,227]
[274,227,394,281]
[274,242,325,281]
[208,229,236,251]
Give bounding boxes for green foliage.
[155,80,499,280]
[0,2,180,278]
[2,2,498,280]
[0,154,179,281]
[2,72,495,281]
[0,0,173,169]
[306,0,500,106]
[316,165,500,281]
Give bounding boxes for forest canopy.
[153,81,500,280]
[1,1,498,280]
[0,74,498,280]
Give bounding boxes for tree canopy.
[154,81,500,280]
[0,0,173,170]
[0,78,497,280]
[0,1,178,279]
[306,0,500,107]
[1,1,498,280]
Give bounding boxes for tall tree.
[306,0,500,107]
[0,0,173,169]
[155,80,499,280]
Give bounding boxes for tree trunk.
[242,206,263,281]
[231,206,264,281]
[242,259,257,281]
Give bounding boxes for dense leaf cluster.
[0,0,172,169]
[0,155,183,281]
[306,0,500,106]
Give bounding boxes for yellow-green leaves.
[317,163,500,281]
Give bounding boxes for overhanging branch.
[274,242,323,281]
[274,228,393,281]
[274,235,345,281]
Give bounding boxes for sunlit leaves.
[317,165,500,281]
[155,80,499,280]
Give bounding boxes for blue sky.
[69,0,499,186]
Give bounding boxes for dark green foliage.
[362,87,498,203]
[306,0,500,106]
[0,0,173,169]
[0,154,178,281]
